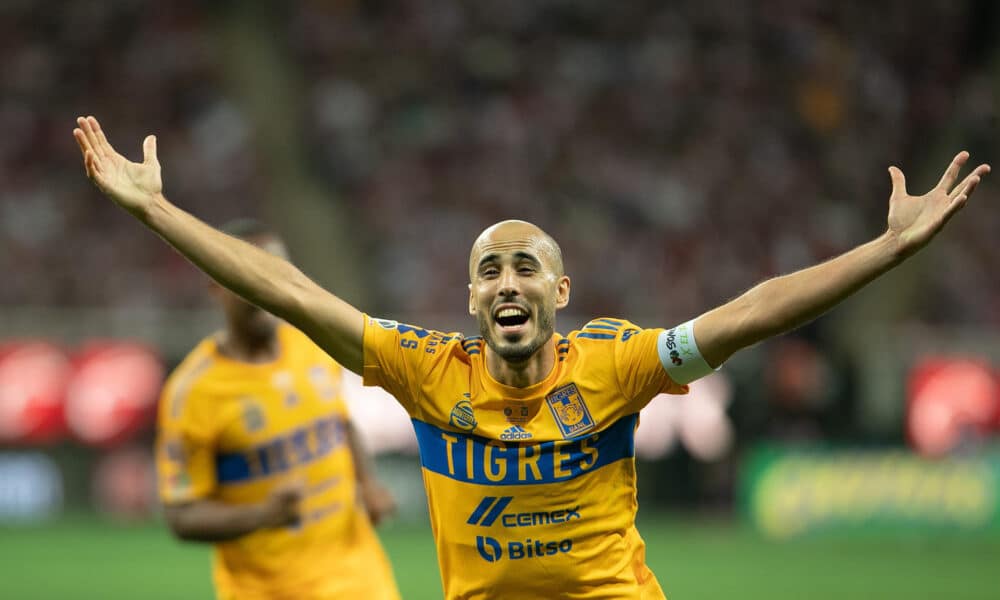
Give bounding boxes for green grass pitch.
[1,514,995,599]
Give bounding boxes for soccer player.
[74,115,988,599]
[154,219,401,600]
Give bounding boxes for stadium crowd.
[3,0,997,329]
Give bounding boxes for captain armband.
[656,319,716,385]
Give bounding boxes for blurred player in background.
[154,219,400,600]
[75,115,988,599]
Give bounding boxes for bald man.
[74,116,989,599]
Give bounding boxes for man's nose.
[497,267,519,296]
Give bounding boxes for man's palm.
[886,152,989,257]
[73,116,161,213]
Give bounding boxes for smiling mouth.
[494,306,530,328]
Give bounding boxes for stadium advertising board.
[741,447,1000,538]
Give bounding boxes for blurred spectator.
[2,0,997,327]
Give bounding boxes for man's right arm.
[72,116,364,373]
[164,482,303,543]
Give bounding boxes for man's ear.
[555,275,571,310]
[468,283,476,315]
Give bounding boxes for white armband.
[657,319,716,385]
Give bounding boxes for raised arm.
[694,151,990,368]
[72,116,364,373]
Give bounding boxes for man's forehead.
[469,221,563,278]
[471,228,548,264]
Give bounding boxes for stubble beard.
[478,305,555,363]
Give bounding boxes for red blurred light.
[0,341,72,445]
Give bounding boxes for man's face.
[468,224,570,363]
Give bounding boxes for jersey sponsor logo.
[449,397,477,431]
[546,383,596,438]
[664,328,684,364]
[500,425,532,440]
[475,535,573,562]
[669,349,682,365]
[412,414,636,485]
[467,496,582,528]
[663,327,694,364]
[215,414,346,483]
[476,535,503,562]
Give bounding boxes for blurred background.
[2,0,999,598]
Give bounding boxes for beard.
[478,304,556,363]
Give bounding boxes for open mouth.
[494,306,530,329]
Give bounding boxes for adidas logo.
[500,425,532,441]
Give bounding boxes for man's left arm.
[345,421,396,526]
[693,151,990,368]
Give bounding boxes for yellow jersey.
[363,316,687,599]
[156,323,400,600]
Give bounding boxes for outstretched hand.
[887,152,990,258]
[72,116,161,214]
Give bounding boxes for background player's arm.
[345,421,397,525]
[693,152,990,368]
[72,116,364,373]
[164,481,303,543]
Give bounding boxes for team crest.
[545,383,596,438]
[449,395,477,431]
[241,398,266,432]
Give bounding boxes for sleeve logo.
[449,396,477,431]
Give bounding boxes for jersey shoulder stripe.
[571,331,616,340]
[461,336,484,355]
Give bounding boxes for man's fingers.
[73,121,96,157]
[942,193,968,225]
[952,175,981,201]
[142,135,158,165]
[84,151,107,187]
[888,166,907,196]
[950,164,991,200]
[936,151,970,192]
[72,128,92,161]
[77,116,103,157]
[87,116,115,158]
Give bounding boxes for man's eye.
[482,269,499,278]
[518,267,535,274]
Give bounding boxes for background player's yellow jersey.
[363,316,688,599]
[156,323,399,600]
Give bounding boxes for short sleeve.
[155,380,218,504]
[362,315,451,415]
[604,320,689,411]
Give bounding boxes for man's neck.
[217,327,280,364]
[484,336,557,388]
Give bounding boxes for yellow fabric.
[156,324,399,600]
[363,316,686,599]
